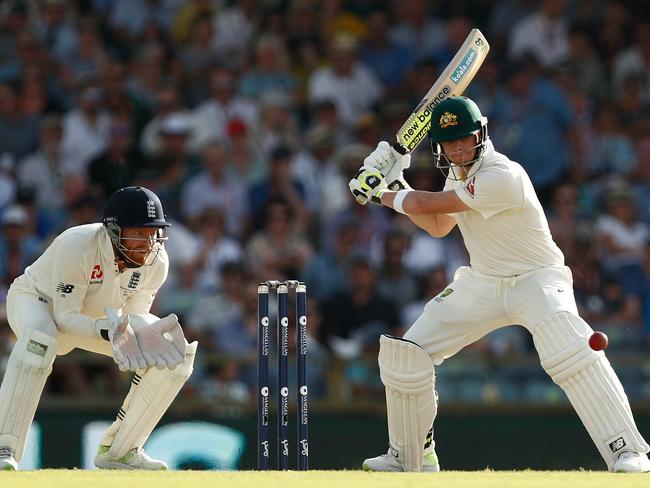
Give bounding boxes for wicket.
[257,280,308,470]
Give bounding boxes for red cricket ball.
[589,331,608,351]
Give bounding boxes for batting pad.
[0,329,57,461]
[378,335,436,472]
[104,341,197,458]
[533,312,649,469]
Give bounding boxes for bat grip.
[392,142,408,155]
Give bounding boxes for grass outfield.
[0,470,647,488]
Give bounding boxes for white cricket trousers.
[404,265,579,363]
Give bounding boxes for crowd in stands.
[0,0,649,406]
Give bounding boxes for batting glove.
[349,166,387,205]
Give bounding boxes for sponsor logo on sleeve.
[90,264,104,284]
[434,288,454,302]
[464,176,476,197]
[55,282,74,294]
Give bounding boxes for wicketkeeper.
[0,186,197,470]
[349,96,650,473]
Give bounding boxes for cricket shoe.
[0,447,17,470]
[94,445,168,470]
[612,451,650,473]
[362,448,440,472]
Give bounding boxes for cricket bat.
[393,28,490,156]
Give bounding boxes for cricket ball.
[589,331,608,351]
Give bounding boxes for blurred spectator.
[615,72,650,140]
[245,196,313,281]
[211,277,259,359]
[0,81,40,165]
[187,260,248,349]
[16,114,66,212]
[508,0,570,67]
[87,115,146,199]
[547,183,582,262]
[291,124,345,220]
[178,14,218,106]
[570,223,606,324]
[490,58,578,201]
[596,183,648,293]
[634,138,650,226]
[60,81,111,173]
[0,204,41,295]
[612,19,650,105]
[198,360,251,404]
[238,34,298,100]
[210,0,258,70]
[140,85,198,157]
[192,208,244,293]
[223,118,266,184]
[488,0,535,58]
[248,145,308,233]
[321,254,401,359]
[172,0,217,44]
[181,141,248,237]
[125,43,168,113]
[138,111,198,219]
[361,9,414,91]
[108,0,178,43]
[401,265,449,329]
[59,18,107,86]
[302,216,359,301]
[376,228,418,309]
[193,65,259,148]
[255,91,301,158]
[35,0,77,62]
[588,104,636,179]
[388,0,447,63]
[308,32,383,127]
[565,24,607,102]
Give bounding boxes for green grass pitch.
[0,470,647,488]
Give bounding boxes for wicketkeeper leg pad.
[103,341,197,458]
[379,335,437,472]
[0,329,57,462]
[533,312,649,469]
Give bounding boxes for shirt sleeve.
[122,248,169,314]
[51,234,102,338]
[454,166,523,219]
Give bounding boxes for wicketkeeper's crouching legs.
[533,312,650,472]
[94,341,198,470]
[0,328,58,469]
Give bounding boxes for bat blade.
[395,28,490,153]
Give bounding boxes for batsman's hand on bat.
[349,166,387,205]
[359,142,412,203]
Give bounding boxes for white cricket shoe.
[612,451,650,473]
[362,448,440,472]
[0,447,17,470]
[94,445,168,470]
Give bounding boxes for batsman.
[349,96,650,473]
[0,186,197,470]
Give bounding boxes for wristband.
[393,189,412,214]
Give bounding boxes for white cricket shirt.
[11,223,169,337]
[443,140,564,277]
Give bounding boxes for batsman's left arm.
[380,189,470,215]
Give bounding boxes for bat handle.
[392,142,408,155]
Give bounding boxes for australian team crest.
[439,112,458,128]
